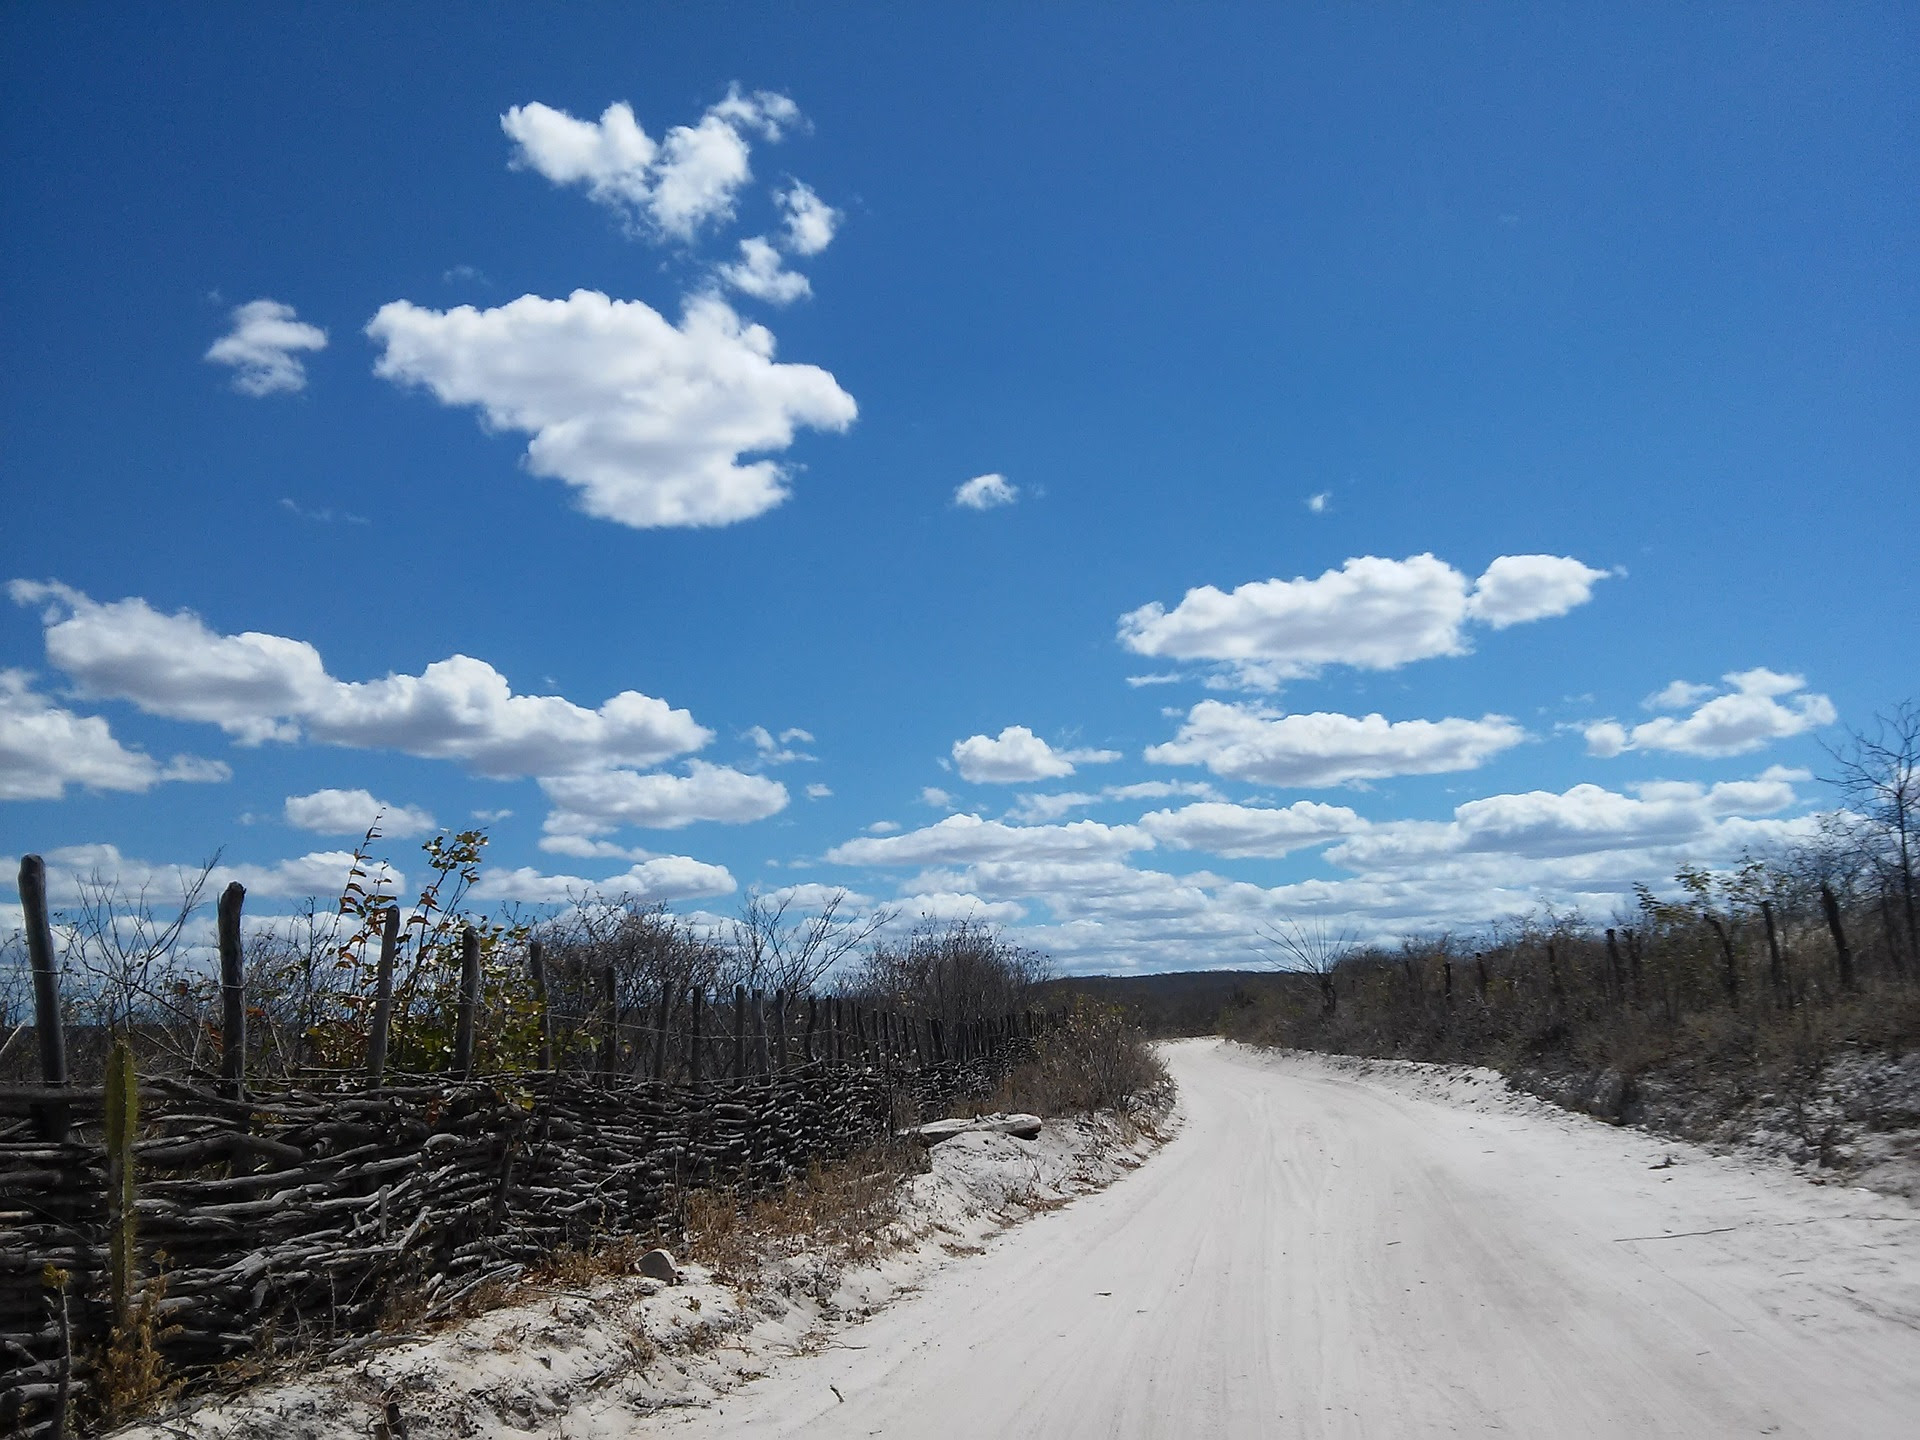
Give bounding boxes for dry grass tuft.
[679,1141,926,1288]
[525,1236,649,1289]
[97,1271,179,1425]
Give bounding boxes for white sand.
[653,1039,1920,1439]
[114,1108,1162,1438]
[118,1040,1920,1437]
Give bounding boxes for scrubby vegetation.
[1220,706,1920,1158]
[0,839,1050,1087]
[995,999,1171,1118]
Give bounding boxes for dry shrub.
[680,1141,924,1286]
[996,999,1169,1117]
[525,1236,648,1289]
[96,1273,177,1426]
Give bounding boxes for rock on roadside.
[909,1113,1044,1146]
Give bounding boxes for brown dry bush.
[678,1140,927,1287]
[995,999,1169,1118]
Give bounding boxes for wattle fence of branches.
[1,858,1043,1439]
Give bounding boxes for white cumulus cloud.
[205,299,327,396]
[950,726,1120,784]
[891,891,1029,926]
[0,844,399,916]
[1005,780,1220,825]
[1004,792,1098,824]
[502,88,799,240]
[1464,554,1610,629]
[953,473,1018,510]
[368,290,856,529]
[472,855,736,906]
[1146,700,1527,787]
[283,788,436,839]
[10,581,711,776]
[1643,679,1717,712]
[827,814,1149,868]
[1585,669,1836,758]
[540,760,789,836]
[1329,770,1806,869]
[720,236,811,304]
[1139,799,1367,857]
[221,850,404,900]
[778,182,840,255]
[0,670,229,801]
[1119,553,1606,687]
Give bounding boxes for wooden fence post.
[17,856,68,1141]
[1821,884,1856,991]
[732,984,748,1079]
[454,925,482,1078]
[804,994,817,1062]
[772,989,788,1071]
[367,907,399,1085]
[689,987,704,1085]
[651,982,672,1082]
[752,989,768,1076]
[597,963,618,1079]
[218,882,247,1099]
[1605,929,1625,1007]
[528,939,553,1072]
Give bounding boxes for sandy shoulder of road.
[114,1106,1173,1440]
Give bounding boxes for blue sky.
[3,5,1915,971]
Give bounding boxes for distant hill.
[1040,969,1312,1036]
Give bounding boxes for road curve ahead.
[657,1039,1920,1439]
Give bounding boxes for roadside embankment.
[113,1106,1171,1440]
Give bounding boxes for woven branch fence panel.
[0,1043,1029,1438]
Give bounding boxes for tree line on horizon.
[1210,702,1920,1081]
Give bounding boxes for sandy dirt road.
[658,1039,1920,1439]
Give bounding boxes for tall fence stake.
[218,882,247,1100]
[689,988,704,1085]
[597,964,617,1079]
[528,939,553,1071]
[752,989,768,1076]
[18,856,68,1140]
[454,926,480,1078]
[367,907,399,1085]
[651,982,672,1081]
